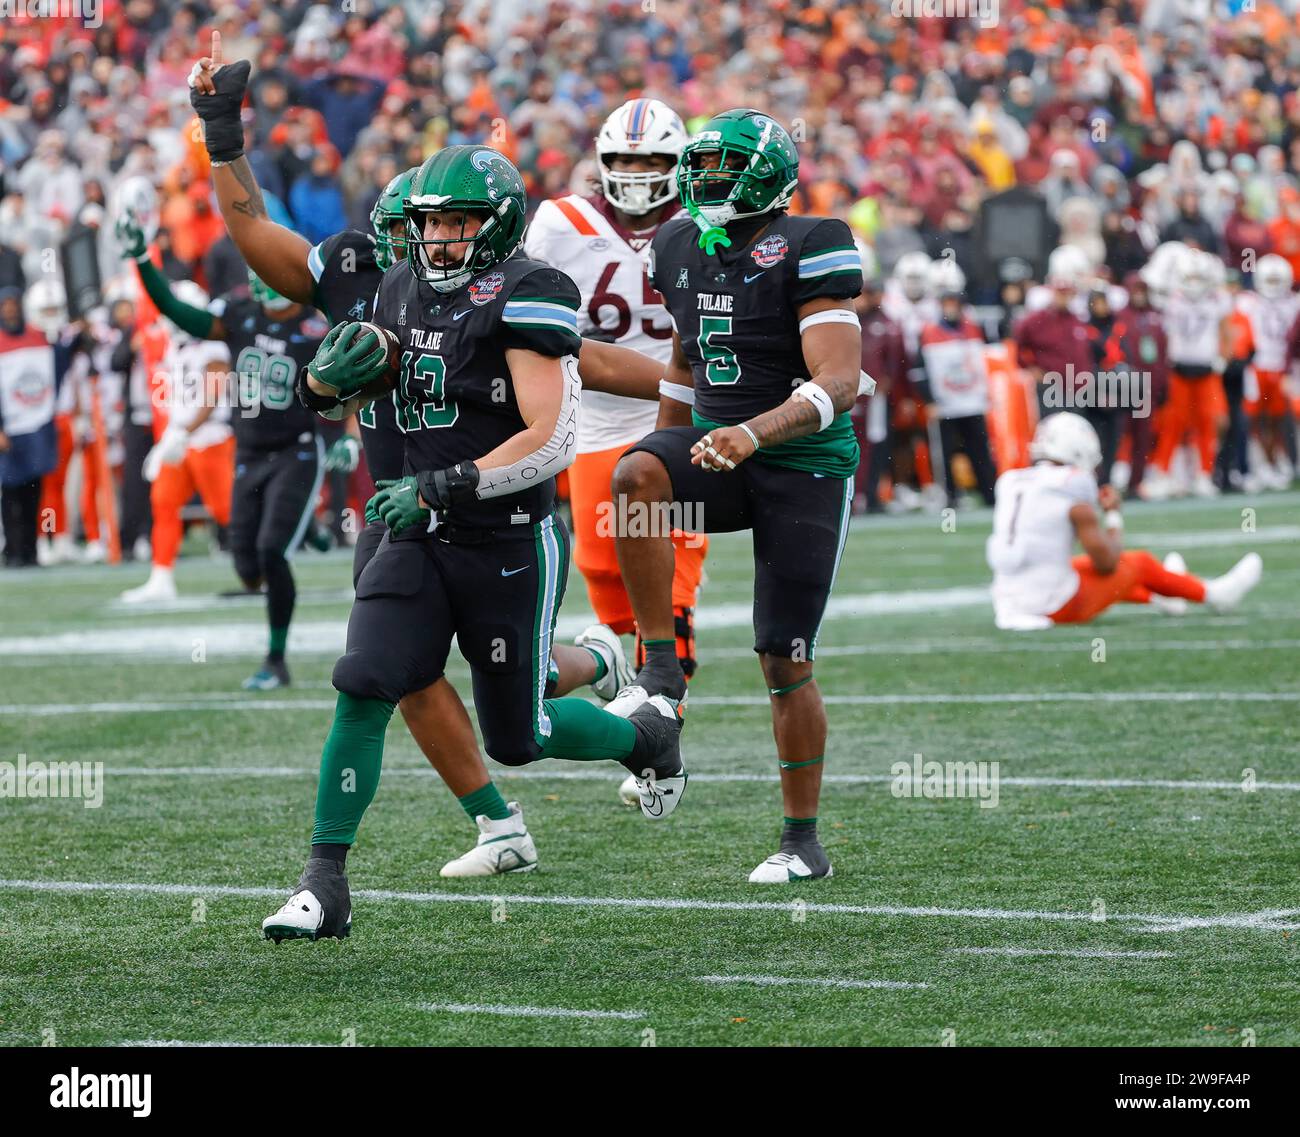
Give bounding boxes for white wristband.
[736,422,761,451]
[1104,509,1123,531]
[792,382,835,431]
[658,378,696,406]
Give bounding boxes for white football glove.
[143,425,189,482]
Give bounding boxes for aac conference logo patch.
[469,271,506,306]
[751,233,789,269]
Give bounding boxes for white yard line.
[694,974,928,990]
[118,1040,331,1047]
[82,766,1300,793]
[416,1002,644,1021]
[949,947,1173,959]
[4,690,1296,716]
[1,878,1295,933]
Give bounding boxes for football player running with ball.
[262,148,686,942]
[611,110,865,883]
[189,35,660,883]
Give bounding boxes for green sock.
[311,692,395,845]
[580,646,608,683]
[458,782,511,822]
[269,625,288,662]
[783,816,818,828]
[537,697,636,761]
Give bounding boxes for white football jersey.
[986,461,1098,629]
[882,283,937,356]
[163,340,232,450]
[1164,290,1230,368]
[1236,290,1300,372]
[524,194,677,452]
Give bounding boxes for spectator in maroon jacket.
[1102,273,1168,498]
[1223,195,1271,284]
[1013,272,1097,419]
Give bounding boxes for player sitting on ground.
[986,412,1262,630]
[262,147,686,943]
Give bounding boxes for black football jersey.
[371,254,582,532]
[648,212,863,476]
[307,229,404,481]
[212,295,324,452]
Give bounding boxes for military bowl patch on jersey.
[470,271,507,306]
[751,233,790,269]
[302,316,330,338]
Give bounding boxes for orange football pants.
[1152,373,1225,474]
[1050,550,1206,624]
[149,437,235,568]
[1245,369,1288,418]
[40,414,105,540]
[568,443,708,634]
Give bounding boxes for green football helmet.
[248,269,292,311]
[404,146,528,293]
[370,166,418,271]
[677,109,800,252]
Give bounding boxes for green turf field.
[2,492,1298,1047]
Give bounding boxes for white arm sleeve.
[475,353,582,499]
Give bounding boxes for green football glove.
[115,209,149,262]
[363,490,383,526]
[325,436,361,473]
[308,322,391,399]
[372,476,430,535]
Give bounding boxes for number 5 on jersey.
[700,315,742,385]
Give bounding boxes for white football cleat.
[1109,460,1131,492]
[81,539,107,564]
[748,851,834,884]
[574,624,633,702]
[440,802,538,877]
[1191,472,1220,498]
[1204,552,1262,613]
[630,764,688,820]
[605,683,650,719]
[1138,471,1172,501]
[1150,552,1189,616]
[617,773,640,806]
[119,566,177,603]
[262,859,352,942]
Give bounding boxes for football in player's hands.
[308,321,400,401]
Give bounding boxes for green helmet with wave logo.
[677,109,799,253]
[404,146,527,293]
[370,166,418,272]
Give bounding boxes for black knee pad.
[484,742,542,768]
[332,651,404,704]
[232,548,261,590]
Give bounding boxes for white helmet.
[893,251,931,301]
[1140,241,1188,309]
[596,98,687,216]
[168,280,210,347]
[1030,412,1102,471]
[1046,244,1091,291]
[1255,253,1292,299]
[1173,246,1214,299]
[24,277,67,340]
[928,256,966,298]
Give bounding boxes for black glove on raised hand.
[188,59,251,163]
